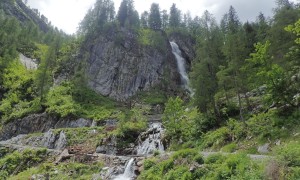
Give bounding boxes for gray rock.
[54,131,67,150]
[43,130,57,149]
[54,118,92,129]
[84,28,180,101]
[0,113,92,141]
[0,113,59,141]
[258,143,270,154]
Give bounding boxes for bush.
[200,127,230,149]
[221,143,237,153]
[246,111,284,141]
[45,82,80,117]
[144,159,157,170]
[172,149,198,161]
[0,149,47,179]
[138,29,166,52]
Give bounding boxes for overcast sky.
[27,0,298,34]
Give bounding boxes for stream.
[111,122,165,180]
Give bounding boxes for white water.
[136,123,165,155]
[114,158,135,180]
[170,41,193,94]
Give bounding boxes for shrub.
[200,127,230,149]
[45,82,80,117]
[144,159,157,170]
[221,143,237,153]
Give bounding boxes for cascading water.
[170,41,193,94]
[136,123,165,155]
[114,158,135,180]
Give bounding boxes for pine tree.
[148,3,162,30]
[169,3,181,28]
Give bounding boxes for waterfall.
[114,158,135,180]
[170,41,193,94]
[136,123,165,155]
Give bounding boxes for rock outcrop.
[83,27,180,101]
[169,31,196,70]
[0,0,49,32]
[0,113,92,141]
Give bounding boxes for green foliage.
[0,149,47,179]
[199,127,230,149]
[221,143,237,153]
[10,161,103,180]
[0,60,41,122]
[138,28,166,52]
[162,97,199,143]
[115,106,148,137]
[144,158,157,170]
[136,88,167,105]
[246,111,285,141]
[140,151,264,180]
[45,83,80,117]
[44,81,118,120]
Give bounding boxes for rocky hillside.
[83,27,182,101]
[0,0,49,32]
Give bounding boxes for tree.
[162,97,198,142]
[191,11,223,117]
[220,6,247,121]
[161,10,168,29]
[269,0,299,63]
[148,3,162,30]
[117,0,139,28]
[140,11,149,28]
[255,12,270,42]
[169,3,181,28]
[79,0,115,35]
[35,37,61,102]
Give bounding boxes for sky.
[26,0,298,34]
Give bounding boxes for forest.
[0,0,299,179]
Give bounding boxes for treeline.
[0,9,74,122]
[78,0,195,36]
[190,0,300,130]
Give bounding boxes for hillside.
[0,0,299,179]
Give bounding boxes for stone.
[43,129,57,149]
[275,140,281,146]
[96,146,106,154]
[54,131,67,150]
[258,143,270,154]
[84,28,180,101]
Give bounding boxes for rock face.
[0,0,49,32]
[169,32,196,67]
[84,28,180,101]
[0,113,92,141]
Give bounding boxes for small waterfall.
[170,41,193,94]
[136,123,165,155]
[114,158,135,180]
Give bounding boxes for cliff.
[83,27,181,101]
[0,0,49,32]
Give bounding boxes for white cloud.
[27,0,298,34]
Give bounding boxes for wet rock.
[258,143,270,154]
[136,123,165,155]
